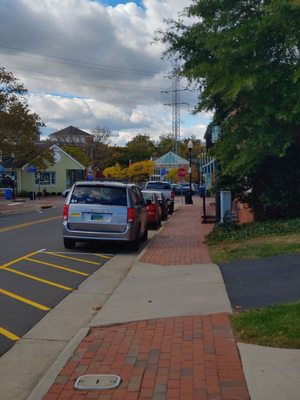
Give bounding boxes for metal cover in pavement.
[74,374,121,390]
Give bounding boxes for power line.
[0,44,162,76]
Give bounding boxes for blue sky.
[0,0,210,145]
[101,0,144,6]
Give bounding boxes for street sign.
[160,168,167,176]
[177,167,186,178]
[27,165,37,173]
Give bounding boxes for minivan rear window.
[146,182,170,190]
[70,186,127,206]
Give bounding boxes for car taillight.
[63,204,69,221]
[171,190,175,199]
[127,207,135,222]
[147,203,157,212]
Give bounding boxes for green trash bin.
[5,188,12,200]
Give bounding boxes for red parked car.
[142,191,162,229]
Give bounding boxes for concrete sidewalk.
[0,195,65,215]
[1,195,299,399]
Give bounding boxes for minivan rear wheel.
[64,238,76,249]
[129,231,140,251]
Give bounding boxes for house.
[48,126,93,149]
[151,151,189,181]
[16,145,85,195]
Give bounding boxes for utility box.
[220,191,232,223]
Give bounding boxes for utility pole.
[162,74,189,156]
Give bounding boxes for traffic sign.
[27,165,37,173]
[177,167,186,178]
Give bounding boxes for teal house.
[18,145,85,195]
[152,151,189,181]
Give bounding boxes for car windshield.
[70,186,127,206]
[146,182,170,190]
[142,192,154,201]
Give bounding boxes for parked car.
[171,184,187,196]
[142,190,162,229]
[143,181,175,214]
[152,191,169,221]
[62,181,148,251]
[180,183,197,195]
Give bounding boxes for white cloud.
[0,0,211,146]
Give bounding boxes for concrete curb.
[26,327,90,400]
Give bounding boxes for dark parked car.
[62,181,148,251]
[142,191,162,229]
[152,191,169,221]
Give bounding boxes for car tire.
[63,238,76,249]
[141,227,148,241]
[129,231,140,251]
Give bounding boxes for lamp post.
[186,140,193,204]
[11,152,15,199]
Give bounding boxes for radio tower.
[171,75,181,155]
[162,72,188,156]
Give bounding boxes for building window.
[36,172,56,185]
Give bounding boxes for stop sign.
[177,167,186,178]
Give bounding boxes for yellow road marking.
[0,216,60,233]
[3,267,73,291]
[93,253,111,260]
[0,327,19,341]
[44,251,103,264]
[0,250,40,271]
[0,288,50,311]
[25,257,89,276]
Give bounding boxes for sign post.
[27,165,37,200]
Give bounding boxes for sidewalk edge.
[26,327,90,400]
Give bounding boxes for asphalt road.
[0,206,115,356]
[219,254,300,310]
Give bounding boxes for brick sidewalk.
[140,197,214,265]
[42,197,250,400]
[44,314,249,400]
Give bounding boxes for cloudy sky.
[0,0,211,146]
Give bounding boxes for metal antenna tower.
[162,74,189,156]
[172,75,180,155]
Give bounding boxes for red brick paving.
[140,198,215,265]
[43,197,250,400]
[43,314,249,400]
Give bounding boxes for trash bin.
[199,186,206,198]
[4,188,12,200]
[30,191,35,200]
[185,191,193,204]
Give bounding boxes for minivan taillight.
[171,190,175,199]
[127,207,135,223]
[63,204,69,221]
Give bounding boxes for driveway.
[219,254,300,310]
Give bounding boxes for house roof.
[49,126,92,137]
[154,151,189,166]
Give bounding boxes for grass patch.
[209,234,300,263]
[206,218,300,263]
[231,302,300,348]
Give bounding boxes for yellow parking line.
[93,253,112,260]
[43,251,101,265]
[0,250,40,271]
[3,267,73,291]
[0,288,50,311]
[0,327,19,341]
[0,216,61,233]
[25,257,89,276]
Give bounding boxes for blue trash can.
[5,188,12,200]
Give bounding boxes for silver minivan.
[62,181,148,250]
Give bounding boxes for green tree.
[62,146,89,167]
[126,134,156,163]
[0,66,52,166]
[160,0,300,219]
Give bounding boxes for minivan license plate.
[91,214,103,220]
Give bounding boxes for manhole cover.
[74,374,121,390]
